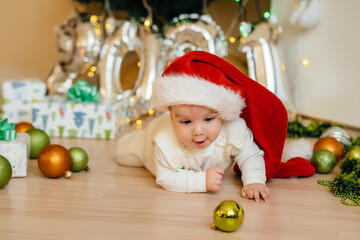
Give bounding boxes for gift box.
[0,133,30,177]
[31,95,131,140]
[1,79,46,123]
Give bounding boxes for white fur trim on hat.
[151,74,246,121]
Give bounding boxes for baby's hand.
[241,183,270,202]
[206,167,224,191]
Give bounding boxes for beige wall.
[272,0,360,128]
[0,0,256,80]
[0,0,73,80]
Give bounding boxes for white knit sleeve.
[153,144,207,193]
[234,127,266,186]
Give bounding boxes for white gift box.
[1,79,46,123]
[0,133,30,177]
[32,95,131,140]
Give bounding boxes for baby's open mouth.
[194,139,206,145]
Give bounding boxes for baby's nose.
[192,123,204,135]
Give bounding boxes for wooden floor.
[1,136,360,240]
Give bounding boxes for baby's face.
[170,105,222,150]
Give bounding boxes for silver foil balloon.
[99,19,163,116]
[162,13,228,67]
[135,25,163,104]
[238,22,295,112]
[55,15,77,64]
[47,12,103,94]
[46,63,78,94]
[99,20,145,100]
[70,18,103,70]
[320,126,352,147]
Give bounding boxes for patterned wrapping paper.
[31,95,130,140]
[0,133,30,177]
[1,79,46,123]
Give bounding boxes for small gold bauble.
[14,122,34,133]
[344,145,360,160]
[313,137,344,162]
[37,144,72,178]
[64,170,72,178]
[213,200,244,232]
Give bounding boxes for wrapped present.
[0,133,30,177]
[32,95,130,140]
[1,79,46,123]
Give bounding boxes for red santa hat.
[152,51,315,180]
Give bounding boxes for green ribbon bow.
[67,80,100,103]
[0,117,17,141]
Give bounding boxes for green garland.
[349,136,360,148]
[318,156,360,206]
[287,118,337,138]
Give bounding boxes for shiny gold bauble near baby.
[344,145,360,160]
[212,200,244,232]
[14,122,34,133]
[313,137,344,162]
[37,144,72,178]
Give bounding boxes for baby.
[115,51,315,201]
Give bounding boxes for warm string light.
[95,24,101,37]
[105,23,112,30]
[144,18,152,28]
[148,109,154,115]
[90,65,97,72]
[87,65,97,77]
[281,62,286,71]
[142,0,153,30]
[302,58,310,67]
[135,119,143,130]
[89,15,98,24]
[273,28,279,35]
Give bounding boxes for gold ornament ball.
[15,122,34,133]
[344,145,360,160]
[213,200,244,232]
[313,137,344,162]
[37,144,72,178]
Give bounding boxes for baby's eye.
[180,120,191,125]
[204,117,214,122]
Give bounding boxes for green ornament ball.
[69,147,89,172]
[213,200,244,232]
[311,149,336,174]
[0,155,12,188]
[26,128,51,159]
